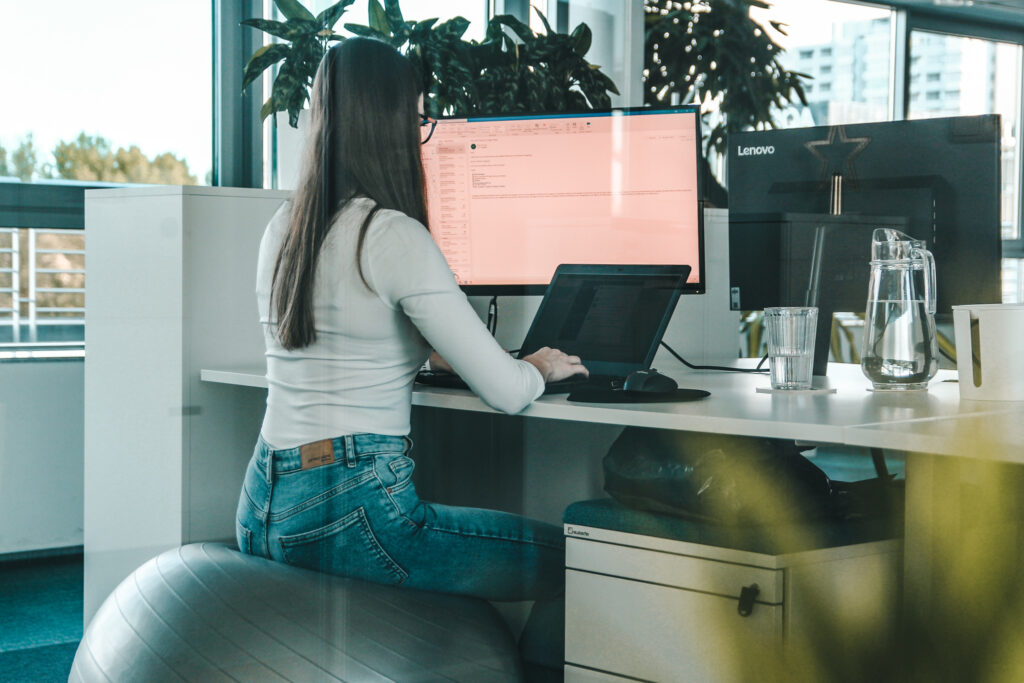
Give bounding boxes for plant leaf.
[343,22,389,40]
[260,96,278,122]
[492,14,532,42]
[274,0,315,22]
[533,7,554,35]
[570,23,592,57]
[316,0,355,29]
[241,43,292,92]
[436,16,470,40]
[368,0,391,35]
[383,0,405,30]
[241,18,314,41]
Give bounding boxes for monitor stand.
[810,300,835,381]
[807,174,842,384]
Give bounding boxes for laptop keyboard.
[415,370,623,395]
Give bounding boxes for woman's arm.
[430,348,587,382]
[364,214,585,413]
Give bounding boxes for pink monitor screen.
[421,106,703,290]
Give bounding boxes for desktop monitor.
[727,115,1002,374]
[420,106,705,294]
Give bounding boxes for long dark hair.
[271,38,428,350]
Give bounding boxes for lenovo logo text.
[737,145,775,157]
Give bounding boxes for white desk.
[201,363,1017,450]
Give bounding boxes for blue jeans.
[236,434,565,665]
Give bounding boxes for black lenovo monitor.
[728,115,1002,375]
[420,106,705,295]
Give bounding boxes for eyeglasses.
[420,113,437,145]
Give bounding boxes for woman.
[235,37,585,676]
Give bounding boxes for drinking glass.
[764,307,818,390]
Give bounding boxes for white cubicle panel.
[83,186,290,623]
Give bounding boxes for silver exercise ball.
[69,543,524,682]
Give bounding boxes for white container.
[952,304,1024,401]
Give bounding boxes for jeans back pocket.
[278,506,408,585]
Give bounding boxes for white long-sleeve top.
[257,197,544,449]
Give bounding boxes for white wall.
[0,359,84,556]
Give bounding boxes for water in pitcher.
[861,299,937,390]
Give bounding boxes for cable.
[660,340,770,374]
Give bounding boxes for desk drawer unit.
[566,567,781,682]
[564,519,900,683]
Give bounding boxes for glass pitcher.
[860,228,938,390]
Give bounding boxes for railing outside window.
[0,228,84,354]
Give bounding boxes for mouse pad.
[567,388,711,403]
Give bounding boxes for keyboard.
[415,370,623,395]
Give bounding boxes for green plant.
[345,0,618,117]
[242,0,619,128]
[644,0,808,156]
[241,0,354,127]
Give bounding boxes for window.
[0,228,84,351]
[0,1,212,186]
[751,1,893,126]
[927,72,942,81]
[0,0,213,353]
[909,30,1022,252]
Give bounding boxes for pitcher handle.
[917,246,937,315]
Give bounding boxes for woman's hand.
[428,351,454,374]
[523,347,589,383]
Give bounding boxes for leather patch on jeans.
[300,439,335,470]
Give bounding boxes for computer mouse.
[623,369,678,393]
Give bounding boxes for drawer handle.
[738,583,760,617]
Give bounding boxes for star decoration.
[803,126,872,188]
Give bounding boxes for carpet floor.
[0,553,82,683]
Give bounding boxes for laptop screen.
[518,264,691,377]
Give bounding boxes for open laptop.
[418,264,692,394]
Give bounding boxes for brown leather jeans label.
[300,439,336,470]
